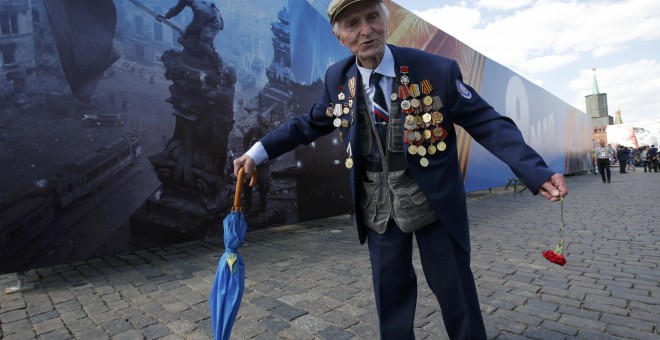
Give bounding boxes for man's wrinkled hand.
[233,155,256,179]
[537,173,568,202]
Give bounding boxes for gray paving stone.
[0,174,658,339]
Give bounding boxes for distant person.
[595,139,614,183]
[616,145,628,174]
[627,147,636,171]
[648,145,658,173]
[640,146,650,172]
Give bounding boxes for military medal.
[326,106,334,118]
[349,98,354,108]
[410,98,420,108]
[422,113,432,123]
[338,86,345,101]
[417,145,427,156]
[333,103,342,117]
[428,144,437,155]
[333,118,341,127]
[341,119,349,128]
[400,66,410,84]
[423,129,432,140]
[343,104,350,115]
[401,100,411,110]
[420,157,429,167]
[345,144,353,169]
[408,144,418,155]
[390,93,397,101]
[437,141,447,151]
[432,111,443,124]
[432,96,443,110]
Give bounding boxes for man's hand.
[156,14,166,22]
[537,173,568,202]
[233,154,256,179]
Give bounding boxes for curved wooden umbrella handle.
[232,167,258,211]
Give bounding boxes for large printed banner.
[0,0,591,274]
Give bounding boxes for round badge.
[333,118,342,127]
[408,144,418,155]
[405,115,415,125]
[345,157,353,169]
[428,144,437,155]
[401,100,411,110]
[414,131,422,141]
[417,145,427,156]
[406,131,416,142]
[420,157,429,167]
[423,130,432,140]
[422,113,432,123]
[410,98,420,108]
[438,141,447,151]
[433,111,443,124]
[433,127,443,137]
[390,93,398,101]
[343,107,349,115]
[341,119,349,128]
[415,116,423,125]
[423,96,433,106]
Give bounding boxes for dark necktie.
[369,72,389,123]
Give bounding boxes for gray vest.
[357,82,438,234]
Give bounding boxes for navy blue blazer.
[261,44,555,252]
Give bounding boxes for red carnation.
[542,197,568,267]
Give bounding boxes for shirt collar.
[356,45,395,85]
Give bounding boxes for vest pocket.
[388,118,403,153]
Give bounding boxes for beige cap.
[327,0,382,24]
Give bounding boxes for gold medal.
[345,157,353,169]
[423,96,433,106]
[438,141,447,151]
[343,106,350,115]
[410,98,420,108]
[432,111,443,124]
[417,145,427,156]
[422,113,432,123]
[341,119,349,128]
[423,129,432,140]
[414,131,422,141]
[420,157,429,167]
[428,144,437,155]
[408,144,418,155]
[333,118,342,127]
[415,116,423,126]
[405,115,415,125]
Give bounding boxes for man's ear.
[333,31,344,46]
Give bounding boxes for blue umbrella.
[210,167,256,340]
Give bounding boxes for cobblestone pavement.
[1,170,659,339]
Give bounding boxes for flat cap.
[327,0,382,24]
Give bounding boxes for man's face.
[333,1,387,69]
[599,140,605,146]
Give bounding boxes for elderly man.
[234,0,568,338]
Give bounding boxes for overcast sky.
[393,0,660,124]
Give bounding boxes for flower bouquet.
[542,197,567,266]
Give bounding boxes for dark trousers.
[366,219,486,340]
[619,160,627,173]
[597,159,611,182]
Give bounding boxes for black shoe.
[603,181,606,183]
[607,181,611,183]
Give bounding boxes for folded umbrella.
[210,167,256,340]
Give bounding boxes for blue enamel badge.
[456,80,472,99]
